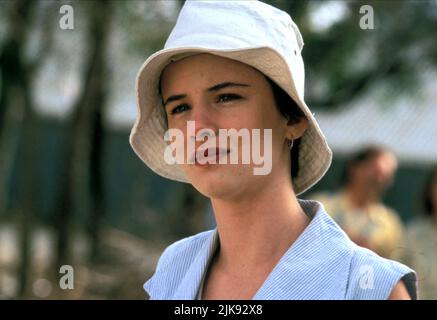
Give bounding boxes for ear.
[285,117,308,140]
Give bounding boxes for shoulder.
[346,244,417,300]
[155,230,214,268]
[143,230,215,299]
[375,204,402,224]
[301,200,417,300]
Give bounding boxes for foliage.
[267,0,437,109]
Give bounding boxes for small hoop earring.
[288,139,294,150]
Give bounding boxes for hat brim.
[130,46,332,195]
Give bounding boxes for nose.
[188,102,218,140]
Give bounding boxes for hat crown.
[164,0,305,98]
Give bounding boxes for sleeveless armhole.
[400,272,418,300]
[346,247,418,300]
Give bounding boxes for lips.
[189,147,230,165]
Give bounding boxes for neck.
[210,172,309,274]
[345,181,378,209]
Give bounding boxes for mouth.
[190,147,230,166]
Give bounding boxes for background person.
[312,146,405,260]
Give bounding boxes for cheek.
[167,117,185,132]
[233,101,285,134]
[180,163,193,177]
[237,107,286,161]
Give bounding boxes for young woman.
[130,0,417,300]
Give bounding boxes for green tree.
[267,0,437,109]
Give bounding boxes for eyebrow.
[163,82,251,107]
[163,94,186,107]
[207,81,251,92]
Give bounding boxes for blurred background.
[0,0,436,299]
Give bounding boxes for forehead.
[160,53,264,88]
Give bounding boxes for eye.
[216,93,242,103]
[170,103,190,115]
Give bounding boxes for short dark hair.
[423,167,437,216]
[265,76,306,179]
[341,145,391,186]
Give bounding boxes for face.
[160,53,307,200]
[353,151,398,192]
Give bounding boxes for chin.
[184,165,248,200]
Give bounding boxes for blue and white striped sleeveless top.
[144,200,417,300]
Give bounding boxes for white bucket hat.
[130,0,332,195]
